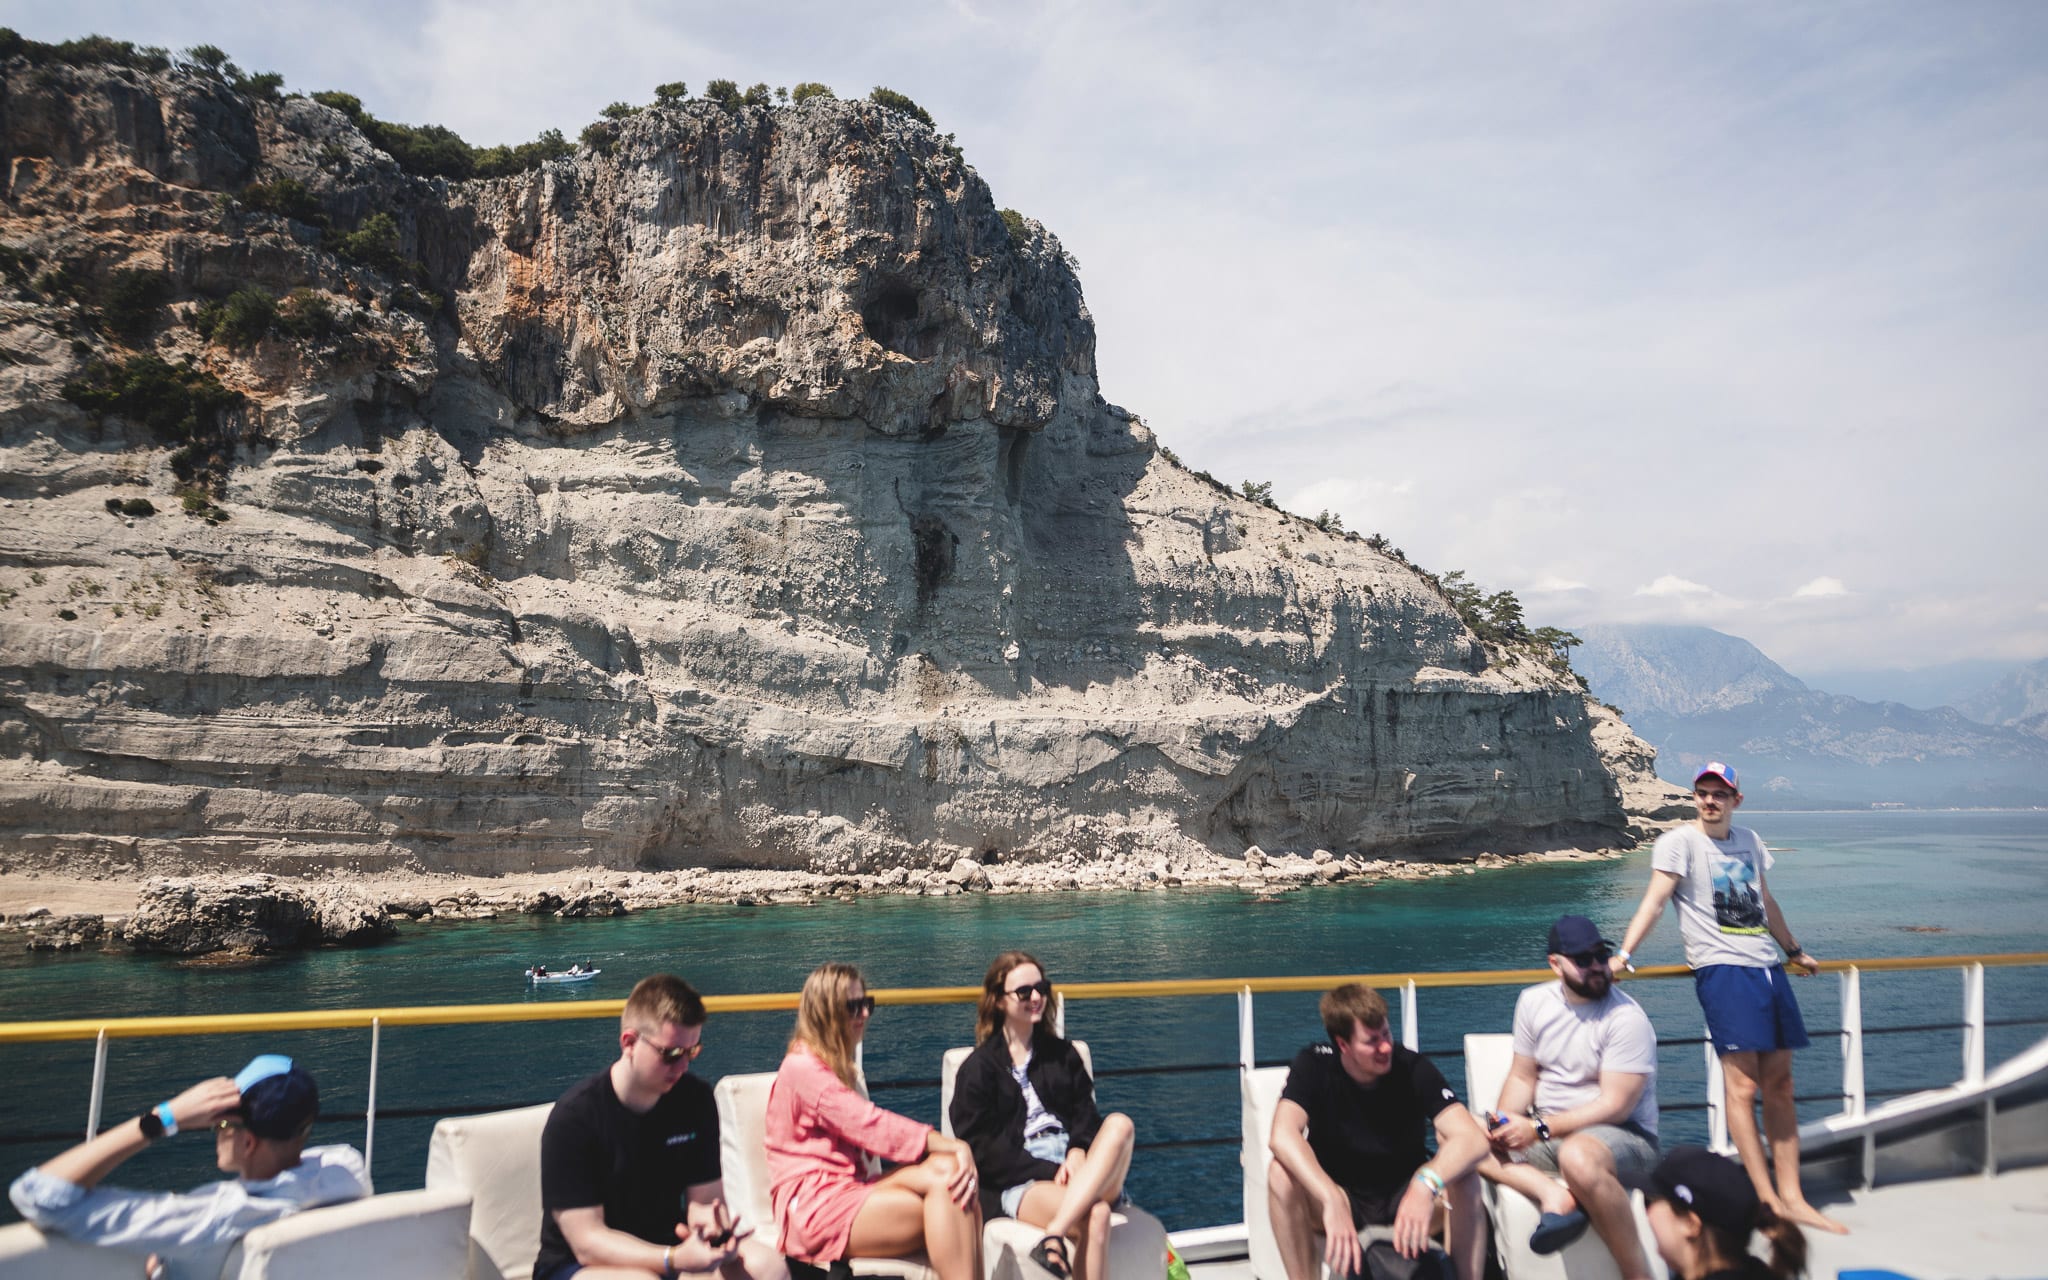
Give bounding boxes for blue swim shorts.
[1695,963,1810,1054]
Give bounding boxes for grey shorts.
[1524,1121,1659,1190]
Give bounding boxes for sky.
[9,0,2047,685]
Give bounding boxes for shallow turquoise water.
[3,810,2044,1230]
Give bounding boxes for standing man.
[537,974,788,1280]
[1613,761,1846,1235]
[1479,915,1659,1279]
[8,1054,369,1280]
[1266,983,1490,1280]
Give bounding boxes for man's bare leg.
[1265,1159,1326,1280]
[1476,1153,1576,1217]
[1444,1173,1487,1280]
[1758,1050,1847,1234]
[1556,1136,1653,1280]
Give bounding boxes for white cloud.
[1792,577,1849,599]
[1636,575,1716,598]
[1527,576,1591,594]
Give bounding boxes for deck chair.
[425,1101,554,1280]
[938,1043,1169,1280]
[0,1222,157,1280]
[715,1071,939,1280]
[1462,1033,1665,1280]
[222,1187,472,1280]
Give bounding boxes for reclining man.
[1267,983,1490,1280]
[537,973,787,1280]
[8,1054,370,1280]
[1479,915,1659,1280]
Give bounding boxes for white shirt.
[1650,824,1782,969]
[8,1145,371,1280]
[1512,980,1659,1136]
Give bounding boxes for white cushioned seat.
[425,1102,553,1280]
[0,1221,150,1280]
[221,1186,471,1280]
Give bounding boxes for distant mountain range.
[1572,625,2048,808]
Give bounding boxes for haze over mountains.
[1573,625,2048,808]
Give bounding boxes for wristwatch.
[1533,1117,1552,1142]
[138,1109,165,1141]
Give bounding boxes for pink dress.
[765,1047,934,1263]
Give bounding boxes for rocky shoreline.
[0,837,1660,958]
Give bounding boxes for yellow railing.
[4,952,2043,1043]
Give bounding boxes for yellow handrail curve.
[1,952,2043,1045]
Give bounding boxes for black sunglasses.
[1567,950,1612,968]
[637,1033,704,1064]
[846,995,877,1016]
[1006,979,1053,1001]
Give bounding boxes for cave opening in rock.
[860,281,925,356]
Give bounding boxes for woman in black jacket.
[948,951,1135,1280]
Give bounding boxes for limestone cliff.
[0,57,1659,877]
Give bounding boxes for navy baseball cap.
[1693,761,1740,791]
[1546,914,1611,958]
[1649,1145,1759,1238]
[234,1055,319,1140]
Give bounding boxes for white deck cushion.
[425,1102,552,1280]
[221,1186,471,1280]
[0,1221,152,1280]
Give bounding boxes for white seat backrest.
[425,1102,553,1280]
[938,1041,1093,1139]
[714,1072,780,1240]
[0,1222,144,1280]
[223,1186,472,1280]
[1463,1033,1514,1116]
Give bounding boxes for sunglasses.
[1006,979,1053,1001]
[1567,950,1612,969]
[213,1118,246,1135]
[846,995,877,1017]
[636,1033,704,1063]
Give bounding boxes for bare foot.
[1778,1200,1850,1235]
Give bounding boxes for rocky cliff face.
[0,58,1656,877]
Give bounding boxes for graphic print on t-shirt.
[1709,847,1767,934]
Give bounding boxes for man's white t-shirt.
[1650,824,1781,969]
[1511,980,1659,1135]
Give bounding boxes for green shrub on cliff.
[999,209,1028,244]
[0,30,172,73]
[238,176,326,226]
[654,81,689,104]
[600,101,641,120]
[704,79,743,112]
[194,288,278,348]
[579,120,620,154]
[334,213,404,274]
[474,130,573,178]
[791,82,834,104]
[867,86,933,127]
[743,83,773,107]
[313,87,565,180]
[100,269,174,341]
[62,355,242,447]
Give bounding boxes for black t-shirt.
[1279,1043,1460,1225]
[535,1068,722,1275]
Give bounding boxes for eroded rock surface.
[0,58,1668,880]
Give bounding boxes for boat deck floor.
[1803,1163,2048,1279]
[1180,1164,2048,1280]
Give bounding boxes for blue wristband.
[155,1102,178,1137]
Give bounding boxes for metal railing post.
[1238,987,1255,1071]
[1705,1035,1728,1154]
[86,1029,109,1138]
[1962,962,1985,1088]
[1841,967,1865,1119]
[364,1017,381,1179]
[1401,980,1418,1052]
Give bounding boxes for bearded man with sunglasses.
[8,1054,369,1280]
[537,974,787,1280]
[1477,915,1659,1278]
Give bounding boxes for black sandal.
[1028,1235,1073,1280]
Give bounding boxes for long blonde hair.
[791,962,864,1090]
[975,950,1051,1045]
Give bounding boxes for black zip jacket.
[948,1028,1105,1219]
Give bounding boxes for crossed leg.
[1013,1112,1136,1280]
[847,1156,984,1280]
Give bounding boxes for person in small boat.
[1268,983,1490,1280]
[535,974,785,1280]
[765,962,981,1280]
[1643,1146,1806,1280]
[8,1054,368,1280]
[535,964,549,977]
[1477,915,1659,1278]
[1614,760,1847,1235]
[948,951,1136,1280]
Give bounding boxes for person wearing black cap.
[1644,1146,1806,1280]
[1612,760,1847,1236]
[1478,915,1659,1278]
[7,1054,370,1280]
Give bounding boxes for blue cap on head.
[1546,915,1610,958]
[233,1055,319,1140]
[1693,761,1739,791]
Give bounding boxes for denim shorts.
[1696,963,1810,1054]
[999,1128,1071,1217]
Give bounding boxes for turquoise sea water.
[3,810,2045,1230]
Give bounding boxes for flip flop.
[1529,1208,1590,1254]
[1028,1235,1074,1280]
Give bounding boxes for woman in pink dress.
[765,962,982,1280]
